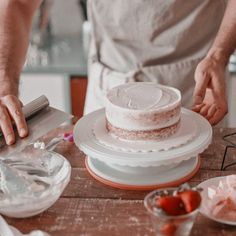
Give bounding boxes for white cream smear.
[108,83,178,110]
[0,152,62,196]
[0,146,70,212]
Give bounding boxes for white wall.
[19,74,71,114]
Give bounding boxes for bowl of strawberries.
[144,185,201,236]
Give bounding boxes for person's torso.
[88,0,226,72]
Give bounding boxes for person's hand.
[192,56,228,125]
[0,95,28,145]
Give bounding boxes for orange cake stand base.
[85,156,201,191]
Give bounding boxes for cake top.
[106,82,181,111]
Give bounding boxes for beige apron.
[84,0,226,115]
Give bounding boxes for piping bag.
[0,95,73,157]
[0,95,72,209]
[0,215,50,236]
[0,95,73,234]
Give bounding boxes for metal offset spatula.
[0,95,73,157]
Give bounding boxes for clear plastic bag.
[0,143,71,218]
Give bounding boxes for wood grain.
[5,126,236,236]
[6,198,236,236]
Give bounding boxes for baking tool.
[0,138,71,218]
[0,95,73,157]
[0,96,72,217]
[0,215,50,236]
[221,132,236,170]
[74,108,212,190]
[85,156,200,190]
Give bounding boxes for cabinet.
[70,76,88,119]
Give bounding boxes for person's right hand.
[0,95,28,145]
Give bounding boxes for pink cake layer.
[106,119,181,141]
[126,105,181,126]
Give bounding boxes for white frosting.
[105,82,181,131]
[0,149,71,218]
[107,83,179,111]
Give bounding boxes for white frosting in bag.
[0,147,71,218]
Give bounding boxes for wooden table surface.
[5,126,236,236]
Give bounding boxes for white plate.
[87,156,199,186]
[74,108,212,167]
[198,176,236,226]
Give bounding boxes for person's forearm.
[0,0,41,95]
[207,0,236,66]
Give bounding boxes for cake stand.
[74,108,212,190]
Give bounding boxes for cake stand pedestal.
[74,108,212,190]
[85,156,200,190]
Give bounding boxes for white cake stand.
[74,108,212,190]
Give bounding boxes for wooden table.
[5,126,236,236]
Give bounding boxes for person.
[0,0,236,145]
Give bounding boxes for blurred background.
[19,0,236,126]
[20,0,89,121]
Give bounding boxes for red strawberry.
[178,190,201,213]
[160,222,177,236]
[156,196,186,216]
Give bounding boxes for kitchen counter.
[5,125,236,236]
[23,34,88,76]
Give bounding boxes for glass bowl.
[144,188,200,236]
[0,149,71,218]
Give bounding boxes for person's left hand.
[192,56,228,125]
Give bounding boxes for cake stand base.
[85,156,201,191]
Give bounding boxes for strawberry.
[178,190,201,213]
[160,222,177,236]
[156,196,186,216]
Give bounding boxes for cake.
[105,82,181,141]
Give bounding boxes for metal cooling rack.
[221,132,236,170]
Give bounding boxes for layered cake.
[105,82,181,141]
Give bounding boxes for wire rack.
[221,132,236,170]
